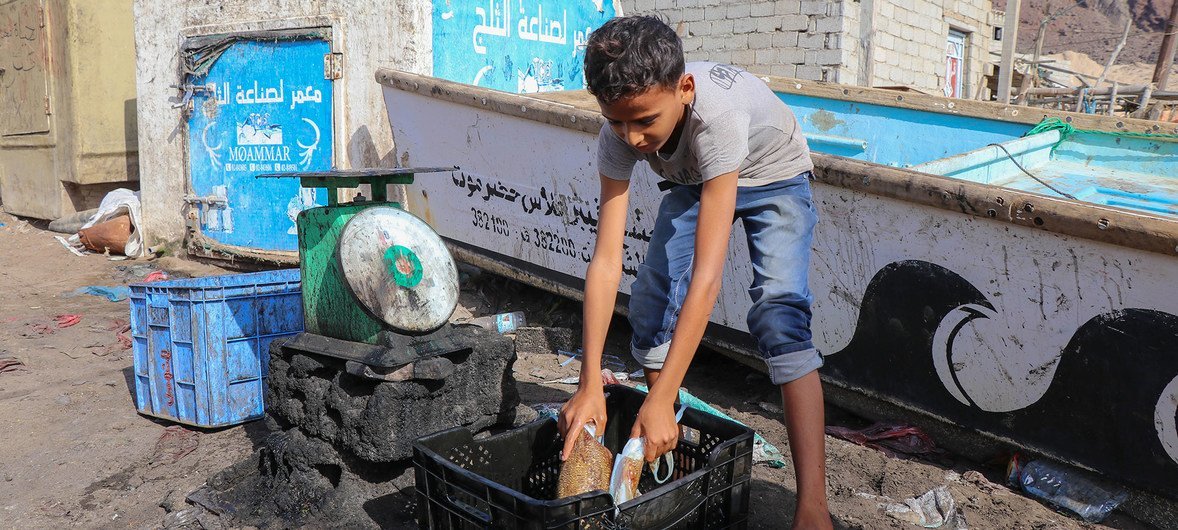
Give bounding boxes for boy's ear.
[678,73,695,104]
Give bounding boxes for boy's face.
[599,74,695,154]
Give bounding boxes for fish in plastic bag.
[609,405,686,504]
[609,438,678,504]
[557,424,614,498]
[609,438,646,504]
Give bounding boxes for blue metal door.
[186,39,333,251]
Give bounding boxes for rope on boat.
[1000,117,1178,201]
[1024,117,1178,153]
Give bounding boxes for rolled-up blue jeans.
[628,172,822,385]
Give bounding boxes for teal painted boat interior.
[780,93,1031,166]
[777,91,1178,219]
[910,129,1178,218]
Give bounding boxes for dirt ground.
[0,211,1157,529]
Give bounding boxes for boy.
[558,15,832,529]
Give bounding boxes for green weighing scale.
[256,167,472,371]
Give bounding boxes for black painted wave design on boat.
[823,260,1178,497]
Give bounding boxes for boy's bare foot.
[791,503,834,530]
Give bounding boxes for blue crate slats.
[129,269,303,427]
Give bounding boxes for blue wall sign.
[186,39,333,251]
[432,0,617,93]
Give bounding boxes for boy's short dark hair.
[584,15,685,104]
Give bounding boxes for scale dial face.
[337,206,459,334]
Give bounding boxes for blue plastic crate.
[129,269,303,427]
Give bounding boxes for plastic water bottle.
[1008,456,1129,523]
[467,311,526,333]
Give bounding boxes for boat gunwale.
[762,78,1178,136]
[376,69,1178,258]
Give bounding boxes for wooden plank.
[997,0,1022,103]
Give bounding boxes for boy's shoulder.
[687,62,778,118]
[689,62,749,92]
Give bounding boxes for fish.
[557,426,614,498]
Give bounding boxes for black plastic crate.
[413,385,754,529]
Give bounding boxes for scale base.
[280,324,479,370]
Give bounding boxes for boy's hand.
[630,396,679,463]
[559,386,608,460]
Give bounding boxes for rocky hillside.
[993,0,1173,64]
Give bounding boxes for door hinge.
[44,96,50,115]
[38,6,46,28]
[169,83,212,111]
[324,52,343,80]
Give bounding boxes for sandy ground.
[0,211,1157,529]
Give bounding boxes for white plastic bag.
[609,405,685,504]
[609,437,645,504]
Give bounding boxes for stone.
[159,489,181,513]
[54,395,71,406]
[196,510,226,530]
[511,403,540,427]
[267,325,519,462]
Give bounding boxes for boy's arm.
[633,170,739,462]
[559,174,631,459]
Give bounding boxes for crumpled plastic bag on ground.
[69,285,132,302]
[880,486,968,529]
[825,422,940,459]
[557,425,614,498]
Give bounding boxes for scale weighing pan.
[337,206,459,335]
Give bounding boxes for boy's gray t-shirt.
[597,62,813,187]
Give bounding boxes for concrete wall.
[621,0,994,92]
[621,0,850,82]
[838,0,994,94]
[0,0,139,219]
[132,0,431,246]
[869,0,992,94]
